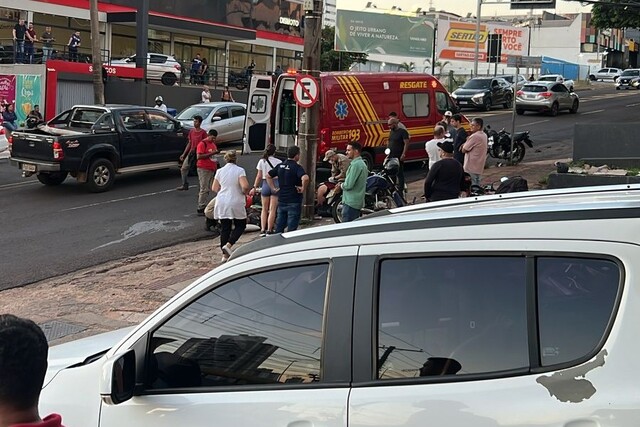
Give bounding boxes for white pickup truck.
[538,74,575,92]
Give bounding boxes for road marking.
[581,109,605,115]
[518,119,549,126]
[0,181,39,190]
[60,188,176,212]
[626,103,640,107]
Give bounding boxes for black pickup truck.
[9,105,187,192]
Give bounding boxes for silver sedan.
[176,102,246,144]
[515,81,579,116]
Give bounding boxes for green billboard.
[16,75,42,124]
[335,10,434,57]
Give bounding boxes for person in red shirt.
[177,115,208,191]
[196,129,220,215]
[0,314,65,427]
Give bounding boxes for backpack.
[495,176,528,194]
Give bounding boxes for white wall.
[529,16,582,63]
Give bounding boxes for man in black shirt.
[267,145,309,233]
[424,140,464,202]
[12,19,26,64]
[387,117,410,196]
[451,113,467,165]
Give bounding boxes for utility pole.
[473,0,482,76]
[89,0,104,104]
[299,0,323,220]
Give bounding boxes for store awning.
[107,11,256,41]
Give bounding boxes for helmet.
[384,157,400,177]
[155,95,164,103]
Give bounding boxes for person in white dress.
[251,144,282,236]
[213,150,250,262]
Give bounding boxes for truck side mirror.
[100,350,136,405]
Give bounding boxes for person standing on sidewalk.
[41,27,54,62]
[267,145,309,233]
[196,129,220,215]
[424,140,465,202]
[387,117,410,196]
[12,19,27,64]
[451,113,467,165]
[67,31,81,62]
[252,144,281,236]
[201,85,211,103]
[24,23,37,64]
[212,150,250,262]
[177,115,207,191]
[461,117,488,188]
[0,314,65,427]
[336,141,368,222]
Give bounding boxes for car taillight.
[516,90,524,96]
[52,141,64,160]
[174,64,181,71]
[540,92,553,98]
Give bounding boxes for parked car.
[38,184,640,427]
[502,74,528,89]
[516,81,579,116]
[175,102,246,144]
[537,74,575,92]
[110,53,181,86]
[9,105,186,192]
[615,69,640,90]
[451,77,513,110]
[589,67,622,81]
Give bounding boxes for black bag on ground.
[495,176,528,194]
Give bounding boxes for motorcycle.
[484,126,533,165]
[333,151,406,223]
[228,66,253,90]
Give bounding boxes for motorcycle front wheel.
[331,198,344,223]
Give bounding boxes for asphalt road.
[0,84,637,291]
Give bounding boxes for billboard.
[335,10,434,57]
[16,75,42,124]
[437,20,530,63]
[511,0,556,9]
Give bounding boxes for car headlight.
[451,93,458,98]
[471,93,485,101]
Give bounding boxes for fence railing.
[0,38,109,65]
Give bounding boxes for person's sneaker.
[222,245,233,258]
[176,185,188,191]
[197,208,205,216]
[259,230,267,237]
[266,230,276,235]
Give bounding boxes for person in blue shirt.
[2,103,18,136]
[267,145,309,233]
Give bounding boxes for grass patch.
[626,168,640,176]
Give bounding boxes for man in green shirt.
[336,141,368,222]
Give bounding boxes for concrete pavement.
[0,157,563,345]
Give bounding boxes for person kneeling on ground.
[0,314,65,427]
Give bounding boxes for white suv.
[589,67,622,81]
[40,185,637,427]
[110,53,181,86]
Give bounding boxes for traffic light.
[487,34,502,63]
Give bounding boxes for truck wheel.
[361,151,374,171]
[87,158,115,192]
[37,172,68,186]
[161,72,177,86]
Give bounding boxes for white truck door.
[243,75,273,153]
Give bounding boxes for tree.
[89,0,104,104]
[398,62,416,72]
[423,58,451,77]
[320,27,367,71]
[590,0,640,29]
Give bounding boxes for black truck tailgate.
[10,131,57,162]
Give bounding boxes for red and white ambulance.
[244,71,466,169]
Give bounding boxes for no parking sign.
[293,74,319,108]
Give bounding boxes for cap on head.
[444,111,453,117]
[323,149,336,162]
[437,140,454,154]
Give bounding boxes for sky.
[335,0,591,17]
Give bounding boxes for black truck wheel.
[87,158,115,192]
[37,172,68,186]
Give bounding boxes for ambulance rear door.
[243,75,273,152]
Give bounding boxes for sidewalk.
[0,158,562,345]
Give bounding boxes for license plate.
[22,163,36,172]
[459,101,468,105]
